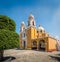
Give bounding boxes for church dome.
[38,25,45,31]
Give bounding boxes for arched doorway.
[39,40,45,51]
[23,41,26,49]
[32,41,37,50]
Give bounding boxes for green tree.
[0,15,16,31]
[0,29,19,50]
[0,15,19,61]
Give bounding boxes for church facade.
[20,14,57,52]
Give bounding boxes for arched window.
[28,21,30,26]
[32,41,37,46]
[40,30,42,32]
[24,33,25,37]
[37,31,38,33]
[23,41,26,49]
[33,21,34,26]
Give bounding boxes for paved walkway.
[4,49,60,62]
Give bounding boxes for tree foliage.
[0,15,19,51]
[0,15,16,31]
[0,29,19,50]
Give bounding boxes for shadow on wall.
[49,54,60,62]
[0,56,16,62]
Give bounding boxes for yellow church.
[20,14,57,52]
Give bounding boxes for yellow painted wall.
[26,27,31,49]
[31,27,37,39]
[44,37,48,51]
[48,37,57,51]
[26,27,37,49]
[37,32,46,38]
[20,33,22,49]
[38,32,42,38]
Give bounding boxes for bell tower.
[20,21,27,49]
[26,14,37,49]
[28,14,36,27]
[20,21,25,32]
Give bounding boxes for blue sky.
[0,0,60,39]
